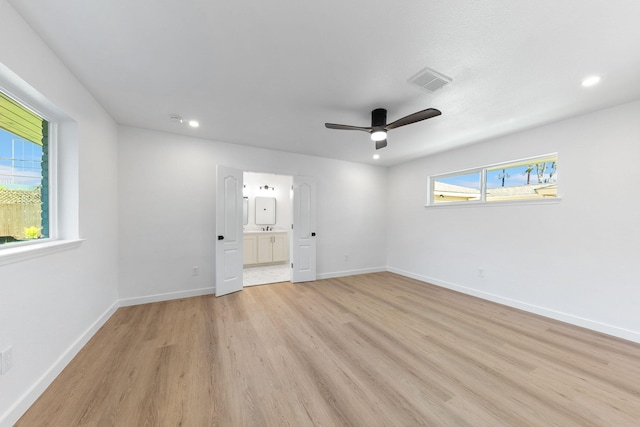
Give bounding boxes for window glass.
[486,157,557,202]
[432,171,481,203]
[428,155,558,206]
[0,97,49,244]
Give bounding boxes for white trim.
[317,266,387,280]
[0,239,84,266]
[118,287,215,307]
[0,301,118,427]
[480,167,487,203]
[388,267,640,344]
[46,121,59,240]
[424,197,562,209]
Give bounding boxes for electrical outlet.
[478,268,485,278]
[193,266,200,276]
[344,254,349,262]
[0,346,13,375]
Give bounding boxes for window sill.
[0,239,84,266]
[424,197,562,209]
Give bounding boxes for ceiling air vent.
[409,67,451,92]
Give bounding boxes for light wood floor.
[17,272,640,426]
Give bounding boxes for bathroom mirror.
[255,196,276,225]
[243,197,248,225]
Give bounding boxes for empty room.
[1,0,640,425]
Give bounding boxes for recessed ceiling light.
[581,75,601,87]
[373,154,380,160]
[188,120,199,128]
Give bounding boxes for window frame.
[426,153,560,208]
[1,90,56,248]
[0,64,82,265]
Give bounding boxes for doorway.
[215,166,316,296]
[242,171,293,286]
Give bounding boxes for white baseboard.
[118,287,215,307]
[388,267,640,344]
[317,266,387,280]
[1,301,119,427]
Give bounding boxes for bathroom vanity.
[243,231,288,266]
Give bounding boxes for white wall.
[388,99,640,342]
[243,172,293,231]
[0,1,119,425]
[5,2,636,424]
[117,126,388,303]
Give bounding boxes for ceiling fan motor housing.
[372,108,387,129]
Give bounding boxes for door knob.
[218,235,224,240]
[311,232,316,237]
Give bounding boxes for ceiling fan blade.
[325,123,372,132]
[375,138,387,150]
[385,108,441,130]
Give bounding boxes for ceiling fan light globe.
[371,130,387,141]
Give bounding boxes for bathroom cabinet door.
[272,233,288,262]
[257,234,274,263]
[243,235,258,265]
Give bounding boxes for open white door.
[215,166,244,296]
[291,175,316,283]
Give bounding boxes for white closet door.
[291,175,316,283]
[215,166,244,296]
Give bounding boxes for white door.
[215,166,244,296]
[291,175,316,282]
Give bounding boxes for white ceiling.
[9,0,640,166]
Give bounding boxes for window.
[429,154,558,205]
[0,90,49,245]
[431,171,481,203]
[0,64,80,263]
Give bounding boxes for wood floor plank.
[16,272,640,426]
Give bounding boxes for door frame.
[239,167,317,284]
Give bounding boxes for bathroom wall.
[243,172,293,231]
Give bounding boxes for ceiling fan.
[325,107,442,149]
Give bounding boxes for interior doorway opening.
[242,171,293,286]
[215,165,316,297]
